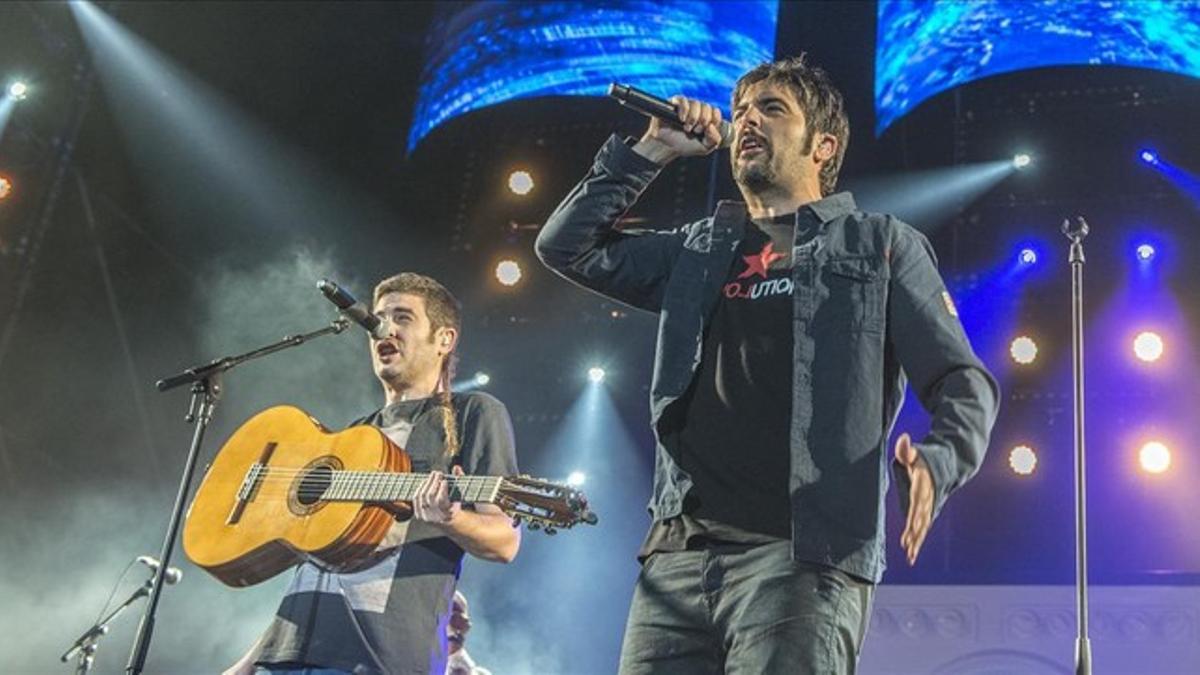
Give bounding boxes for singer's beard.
[734,157,777,193]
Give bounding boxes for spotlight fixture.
[495,259,522,287]
[0,175,11,201]
[1135,243,1156,262]
[587,366,606,384]
[1009,336,1038,365]
[474,372,491,386]
[1132,331,1164,363]
[1139,149,1159,165]
[1138,441,1171,474]
[1012,153,1032,169]
[1008,445,1037,476]
[508,170,534,196]
[566,471,587,487]
[7,81,28,100]
[1019,248,1037,265]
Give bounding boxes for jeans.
[619,540,873,675]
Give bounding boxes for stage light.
[495,259,522,286]
[1010,336,1038,365]
[1136,243,1156,261]
[473,372,490,386]
[1140,149,1159,165]
[1012,153,1032,169]
[587,367,606,384]
[1008,445,1037,476]
[1019,248,1037,265]
[0,176,11,200]
[1133,331,1164,362]
[1139,441,1171,474]
[566,471,587,487]
[7,81,27,100]
[508,170,533,196]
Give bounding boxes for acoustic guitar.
[183,405,596,587]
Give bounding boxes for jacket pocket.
[822,257,885,334]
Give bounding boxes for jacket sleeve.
[887,221,1000,523]
[534,134,688,313]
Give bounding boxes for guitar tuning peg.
[545,527,557,536]
[528,521,542,531]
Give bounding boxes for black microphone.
[608,83,734,148]
[136,555,183,585]
[318,279,388,340]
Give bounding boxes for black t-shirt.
[642,210,819,557]
[256,392,518,675]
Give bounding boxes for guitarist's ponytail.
[437,358,460,459]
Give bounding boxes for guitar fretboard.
[304,469,502,504]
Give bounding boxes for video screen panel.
[408,1,779,152]
[876,0,1200,135]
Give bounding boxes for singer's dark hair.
[373,272,462,458]
[733,54,849,197]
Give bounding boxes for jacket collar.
[713,191,857,232]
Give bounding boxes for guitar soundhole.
[288,456,344,517]
[297,466,332,506]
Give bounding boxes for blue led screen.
[876,0,1200,135]
[408,1,779,152]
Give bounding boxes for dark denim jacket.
[535,135,999,582]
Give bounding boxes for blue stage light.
[1019,248,1037,265]
[587,367,606,384]
[1136,243,1156,261]
[1140,149,1159,164]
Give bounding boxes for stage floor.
[859,584,1198,674]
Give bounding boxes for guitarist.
[225,272,521,675]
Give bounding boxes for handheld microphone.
[607,83,733,148]
[318,279,388,340]
[136,555,183,585]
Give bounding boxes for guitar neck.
[321,470,503,504]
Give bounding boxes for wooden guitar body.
[182,406,409,587]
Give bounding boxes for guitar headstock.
[495,475,599,534]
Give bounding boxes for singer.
[536,55,999,673]
[223,272,521,675]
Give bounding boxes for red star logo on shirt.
[738,241,786,279]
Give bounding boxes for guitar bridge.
[227,442,276,525]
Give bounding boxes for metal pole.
[1063,216,1092,675]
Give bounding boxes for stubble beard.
[734,154,777,194]
[375,333,441,395]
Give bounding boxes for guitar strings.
[207,469,503,499]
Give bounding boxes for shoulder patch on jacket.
[941,291,959,317]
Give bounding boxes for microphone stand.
[124,317,351,674]
[1063,216,1092,675]
[62,576,155,674]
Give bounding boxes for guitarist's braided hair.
[373,272,462,459]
